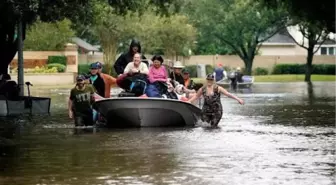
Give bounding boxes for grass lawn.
[192,75,336,83]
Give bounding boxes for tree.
[287,23,330,82]
[24,19,75,51]
[93,2,136,75]
[157,15,197,59]
[182,1,235,55]
[0,0,180,74]
[186,0,288,74]
[259,0,335,33]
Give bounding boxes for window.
[328,47,335,55]
[319,46,336,55]
[321,47,327,55]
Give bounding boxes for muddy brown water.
[0,82,335,185]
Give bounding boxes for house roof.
[318,39,336,45]
[71,37,99,52]
[262,28,296,45]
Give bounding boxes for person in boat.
[146,55,168,97]
[236,67,244,83]
[117,53,149,96]
[0,73,20,100]
[68,75,97,126]
[214,63,227,82]
[187,73,244,127]
[95,61,116,98]
[169,61,185,85]
[114,39,148,76]
[164,78,179,99]
[85,63,105,97]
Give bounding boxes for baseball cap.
[90,63,99,69]
[76,74,86,81]
[182,68,190,74]
[206,73,214,80]
[95,61,103,69]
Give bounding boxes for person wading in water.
[187,73,244,127]
[68,75,96,126]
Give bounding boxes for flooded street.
[0,82,335,185]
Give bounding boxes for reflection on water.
[0,82,335,185]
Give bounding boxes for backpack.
[130,79,147,96]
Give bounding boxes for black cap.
[95,61,103,69]
[206,73,214,80]
[182,68,189,74]
[76,75,86,81]
[90,62,99,69]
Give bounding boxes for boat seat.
[118,91,137,97]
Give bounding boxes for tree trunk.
[102,43,117,76]
[305,47,314,82]
[0,23,26,75]
[243,58,253,75]
[0,42,18,74]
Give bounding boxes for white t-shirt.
[123,62,149,75]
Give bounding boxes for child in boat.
[68,75,97,126]
[187,74,244,127]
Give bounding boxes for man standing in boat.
[68,75,96,126]
[114,39,148,76]
[95,61,116,98]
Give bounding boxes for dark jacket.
[114,39,148,75]
[169,72,184,85]
[87,73,105,97]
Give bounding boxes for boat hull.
[216,82,253,88]
[217,76,254,88]
[93,98,202,128]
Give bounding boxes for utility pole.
[17,21,24,96]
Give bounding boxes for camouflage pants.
[201,105,223,126]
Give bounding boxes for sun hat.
[173,61,184,68]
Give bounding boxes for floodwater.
[0,82,335,185]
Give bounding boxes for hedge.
[47,63,66,72]
[272,64,335,75]
[253,67,269,76]
[48,56,67,66]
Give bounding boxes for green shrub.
[23,66,58,73]
[184,65,197,78]
[47,63,66,72]
[272,64,305,74]
[272,64,335,75]
[312,64,335,75]
[48,56,67,66]
[78,64,90,74]
[253,67,269,75]
[206,65,214,74]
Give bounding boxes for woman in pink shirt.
[146,55,168,97]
